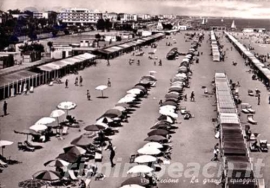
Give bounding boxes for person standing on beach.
[79,76,83,86]
[75,77,78,86]
[107,78,111,87]
[87,90,91,101]
[65,79,68,88]
[3,101,7,116]
[190,91,195,102]
[105,141,116,167]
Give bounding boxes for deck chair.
[62,126,69,135]
[248,90,254,96]
[29,86,34,93]
[0,159,8,168]
[258,179,265,188]
[68,170,78,181]
[247,115,257,124]
[180,106,186,115]
[85,178,92,188]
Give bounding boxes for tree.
[96,19,105,31]
[47,41,53,52]
[95,33,101,41]
[105,19,112,32]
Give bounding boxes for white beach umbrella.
[57,101,77,115]
[35,117,56,126]
[121,184,145,188]
[29,124,48,132]
[134,155,157,163]
[127,88,142,95]
[143,142,163,149]
[95,85,108,97]
[127,165,154,174]
[0,140,13,156]
[50,109,65,118]
[137,147,161,155]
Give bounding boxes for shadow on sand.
[97,96,109,99]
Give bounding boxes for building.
[102,12,118,22]
[57,8,102,25]
[138,14,151,20]
[118,13,137,22]
[33,12,49,19]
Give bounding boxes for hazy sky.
[1,0,270,18]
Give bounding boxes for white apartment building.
[33,12,49,19]
[138,14,151,20]
[102,12,118,22]
[118,13,137,22]
[57,8,102,24]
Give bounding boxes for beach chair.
[68,170,78,181]
[260,140,268,152]
[248,90,254,96]
[85,178,92,188]
[62,126,69,135]
[0,159,8,168]
[258,178,265,188]
[247,115,257,124]
[29,86,34,93]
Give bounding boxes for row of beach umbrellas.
[120,40,199,188]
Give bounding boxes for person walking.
[65,79,68,88]
[105,140,116,167]
[137,60,140,66]
[190,91,195,102]
[159,59,162,66]
[79,76,83,86]
[257,93,260,105]
[3,101,7,116]
[75,77,78,86]
[87,90,91,101]
[107,59,110,66]
[107,78,111,87]
[211,147,220,161]
[154,61,156,66]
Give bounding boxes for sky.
[1,0,270,19]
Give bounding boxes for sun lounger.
[0,159,8,168]
[62,126,69,135]
[248,90,254,96]
[85,178,92,188]
[29,86,34,93]
[247,115,257,124]
[68,170,78,181]
[258,179,265,188]
[18,142,35,152]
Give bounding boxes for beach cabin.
[213,51,220,62]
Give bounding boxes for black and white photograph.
[0,0,270,187]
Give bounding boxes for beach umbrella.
[50,109,65,118]
[168,87,183,93]
[161,101,178,107]
[149,70,157,75]
[154,120,171,126]
[115,103,130,108]
[165,93,179,99]
[44,159,69,168]
[164,98,178,103]
[57,101,76,115]
[57,153,79,163]
[158,115,174,123]
[118,97,136,104]
[71,135,93,146]
[113,106,126,112]
[127,88,142,95]
[32,170,61,181]
[159,109,178,119]
[178,66,188,73]
[160,105,176,111]
[63,145,86,156]
[141,75,157,81]
[138,147,161,155]
[121,177,149,187]
[95,85,108,97]
[127,165,154,174]
[151,124,172,130]
[0,140,13,156]
[35,117,56,126]
[104,109,122,118]
[135,155,157,163]
[143,142,163,149]
[18,179,47,188]
[84,124,108,131]
[96,117,114,124]
[175,73,187,78]
[144,135,166,142]
[121,185,145,188]
[29,124,48,132]
[148,129,169,137]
